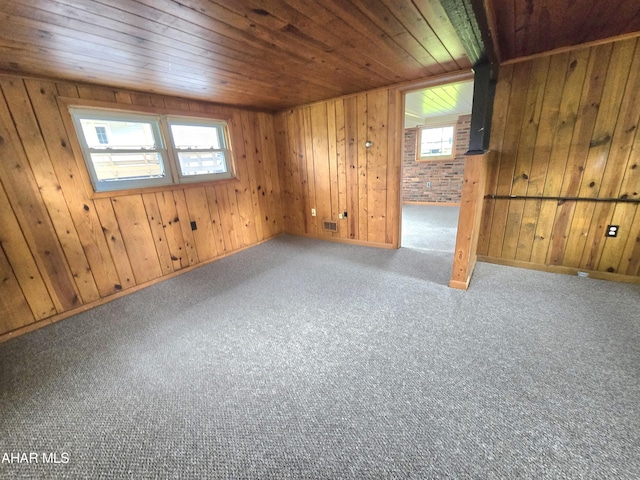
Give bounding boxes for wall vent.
[323,220,338,232]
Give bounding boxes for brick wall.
[402,114,471,203]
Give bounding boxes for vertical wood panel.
[204,186,227,254]
[240,111,265,242]
[172,190,200,265]
[516,53,569,262]
[92,198,136,291]
[155,190,190,270]
[302,107,318,235]
[345,96,359,240]
[0,182,56,320]
[1,78,101,304]
[110,196,163,284]
[366,90,388,244]
[546,44,612,266]
[229,111,259,247]
[275,112,294,230]
[529,48,590,264]
[505,56,549,260]
[0,91,81,311]
[334,100,349,239]
[357,94,369,241]
[563,41,632,268]
[0,246,34,332]
[258,113,283,235]
[385,89,400,247]
[183,187,218,261]
[213,185,240,252]
[286,109,305,234]
[487,61,532,258]
[583,39,640,271]
[310,103,331,234]
[26,79,122,297]
[327,100,340,237]
[141,193,175,276]
[274,86,401,247]
[482,37,640,280]
[478,64,514,256]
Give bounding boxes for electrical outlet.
[338,213,343,219]
[311,208,316,217]
[426,181,431,188]
[606,225,619,237]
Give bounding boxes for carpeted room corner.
[1,235,639,479]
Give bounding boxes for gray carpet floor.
[401,204,460,253]
[1,235,639,479]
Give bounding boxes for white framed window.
[70,109,171,192]
[418,123,456,160]
[167,117,233,183]
[69,108,235,193]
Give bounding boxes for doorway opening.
[400,79,474,254]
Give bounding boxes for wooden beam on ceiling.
[439,0,499,153]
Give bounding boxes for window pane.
[177,151,227,176]
[79,119,157,149]
[90,152,165,181]
[95,126,109,144]
[420,125,454,157]
[170,124,222,149]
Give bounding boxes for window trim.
[417,121,457,162]
[69,108,173,192]
[59,98,238,198]
[166,116,235,184]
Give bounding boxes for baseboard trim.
[288,232,395,249]
[0,235,281,344]
[477,256,640,285]
[403,201,460,206]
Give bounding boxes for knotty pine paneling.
[489,0,640,61]
[0,74,283,338]
[0,0,470,110]
[275,88,400,246]
[479,37,640,279]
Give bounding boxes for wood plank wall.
[0,74,283,339]
[274,89,401,247]
[478,37,640,280]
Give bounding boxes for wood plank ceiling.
[487,0,640,62]
[0,0,471,110]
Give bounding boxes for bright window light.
[419,124,455,159]
[70,108,236,192]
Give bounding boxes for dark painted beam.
[467,62,497,153]
[440,0,486,65]
[440,0,499,153]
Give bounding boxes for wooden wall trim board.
[0,236,278,344]
[0,74,284,339]
[289,233,395,250]
[449,152,489,290]
[500,31,640,67]
[477,256,640,285]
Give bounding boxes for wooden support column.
[449,152,490,290]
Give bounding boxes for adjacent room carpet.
[401,204,460,253]
[1,235,639,479]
